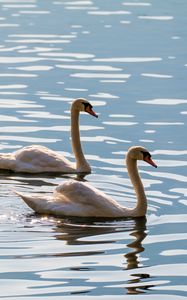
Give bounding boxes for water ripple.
[0,125,103,133]
[0,57,43,63]
[0,99,43,108]
[71,73,131,79]
[94,57,162,63]
[123,2,151,6]
[138,99,187,105]
[0,73,37,77]
[39,52,94,59]
[88,10,131,15]
[141,73,173,78]
[56,64,122,71]
[138,16,174,20]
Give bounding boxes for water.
[0,0,187,298]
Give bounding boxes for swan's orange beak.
[144,156,157,168]
[85,106,98,118]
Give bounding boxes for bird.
[15,146,157,218]
[0,98,98,174]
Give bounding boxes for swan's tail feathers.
[0,153,15,171]
[14,190,49,214]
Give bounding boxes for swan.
[16,146,157,218]
[0,98,98,174]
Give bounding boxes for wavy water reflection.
[0,216,147,297]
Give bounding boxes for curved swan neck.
[126,153,147,217]
[71,106,91,173]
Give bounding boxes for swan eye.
[141,151,151,159]
[82,102,98,118]
[82,102,92,111]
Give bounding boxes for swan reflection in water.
[123,217,152,294]
[52,216,153,295]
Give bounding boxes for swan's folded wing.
[14,145,74,173]
[54,180,111,204]
[53,180,125,217]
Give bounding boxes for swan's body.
[0,99,98,174]
[16,146,157,218]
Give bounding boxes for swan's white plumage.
[16,146,157,218]
[16,180,128,218]
[0,99,97,174]
[1,145,75,173]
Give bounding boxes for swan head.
[127,146,157,168]
[72,98,98,118]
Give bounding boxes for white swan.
[0,98,98,174]
[16,146,157,218]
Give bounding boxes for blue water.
[0,0,187,299]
